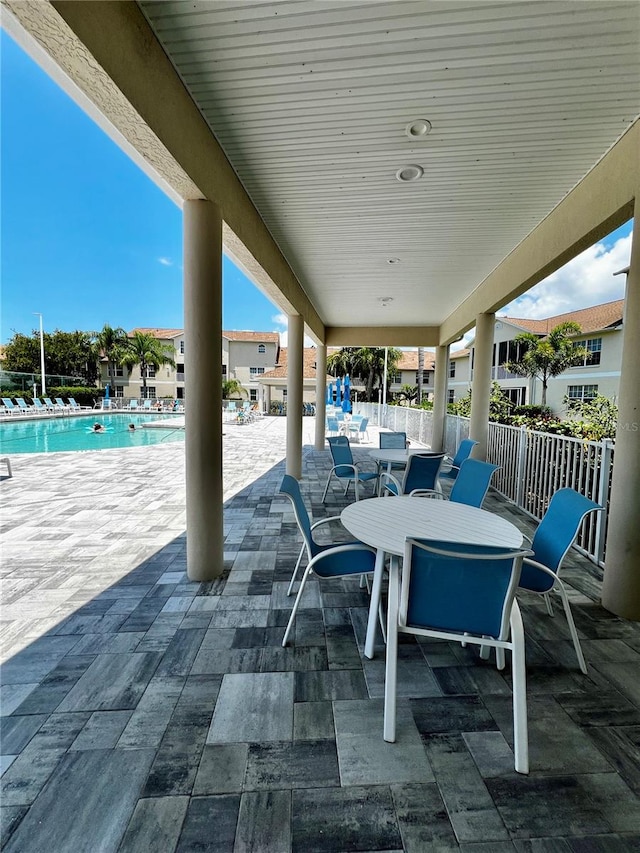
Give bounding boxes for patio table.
[341,496,523,659]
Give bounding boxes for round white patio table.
[341,496,523,659]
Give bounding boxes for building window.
[177,387,184,399]
[567,384,598,402]
[258,344,266,354]
[449,361,456,378]
[222,364,227,376]
[114,386,124,398]
[114,366,124,377]
[142,366,156,378]
[448,389,455,403]
[415,370,430,384]
[498,339,527,365]
[282,389,287,398]
[250,389,258,402]
[573,337,602,366]
[250,367,265,376]
[141,386,156,399]
[389,371,402,384]
[179,341,185,354]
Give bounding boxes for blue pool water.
[0,413,185,455]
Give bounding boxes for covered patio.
[2,418,640,850]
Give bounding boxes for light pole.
[33,313,45,395]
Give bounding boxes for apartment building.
[453,300,625,412]
[99,328,280,401]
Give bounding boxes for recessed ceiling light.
[405,119,432,139]
[387,258,401,265]
[395,164,424,182]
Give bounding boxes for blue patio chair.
[1,398,23,416]
[322,436,379,502]
[32,398,50,414]
[43,397,58,411]
[381,453,445,496]
[347,416,370,443]
[326,416,339,436]
[440,438,478,480]
[384,538,533,774]
[518,488,603,674]
[127,399,139,411]
[422,458,499,508]
[16,398,33,413]
[280,475,376,646]
[377,430,409,475]
[142,399,153,410]
[68,397,92,411]
[55,397,69,411]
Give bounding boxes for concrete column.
[287,314,304,478]
[183,200,223,581]
[431,344,450,451]
[469,312,495,460]
[602,209,640,620]
[314,344,327,450]
[264,384,271,413]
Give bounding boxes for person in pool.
[128,423,136,431]
[92,422,105,433]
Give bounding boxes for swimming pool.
[0,413,185,455]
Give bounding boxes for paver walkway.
[1,417,640,852]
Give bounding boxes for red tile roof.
[262,347,329,380]
[501,300,624,336]
[129,327,183,339]
[223,330,280,343]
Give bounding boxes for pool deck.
[1,416,640,852]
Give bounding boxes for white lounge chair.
[2,398,25,416]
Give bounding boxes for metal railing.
[356,402,612,567]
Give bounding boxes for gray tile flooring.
[1,416,640,852]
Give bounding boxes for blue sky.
[1,31,280,344]
[1,29,632,346]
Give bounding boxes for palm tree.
[120,331,176,391]
[505,321,588,406]
[327,346,401,402]
[222,378,246,399]
[93,324,129,391]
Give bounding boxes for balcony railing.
[357,402,612,567]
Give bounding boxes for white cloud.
[272,313,316,348]
[500,232,631,320]
[158,257,173,267]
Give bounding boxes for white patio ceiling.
[136,0,640,329]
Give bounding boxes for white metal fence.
[356,403,612,567]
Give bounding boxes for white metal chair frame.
[384,538,533,774]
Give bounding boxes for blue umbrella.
[104,383,110,401]
[327,382,333,405]
[342,374,351,413]
[335,376,342,405]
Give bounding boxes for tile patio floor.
[1,416,640,852]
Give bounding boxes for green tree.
[449,381,513,421]
[327,347,402,402]
[397,384,418,404]
[222,378,246,399]
[3,329,98,384]
[505,321,587,407]
[93,324,129,391]
[120,331,176,391]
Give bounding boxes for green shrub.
[512,404,552,418]
[48,386,98,407]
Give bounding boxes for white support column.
[431,344,449,452]
[469,312,495,460]
[602,208,640,620]
[315,343,327,451]
[287,314,304,479]
[183,200,223,581]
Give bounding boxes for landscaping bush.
[48,386,99,407]
[512,404,552,418]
